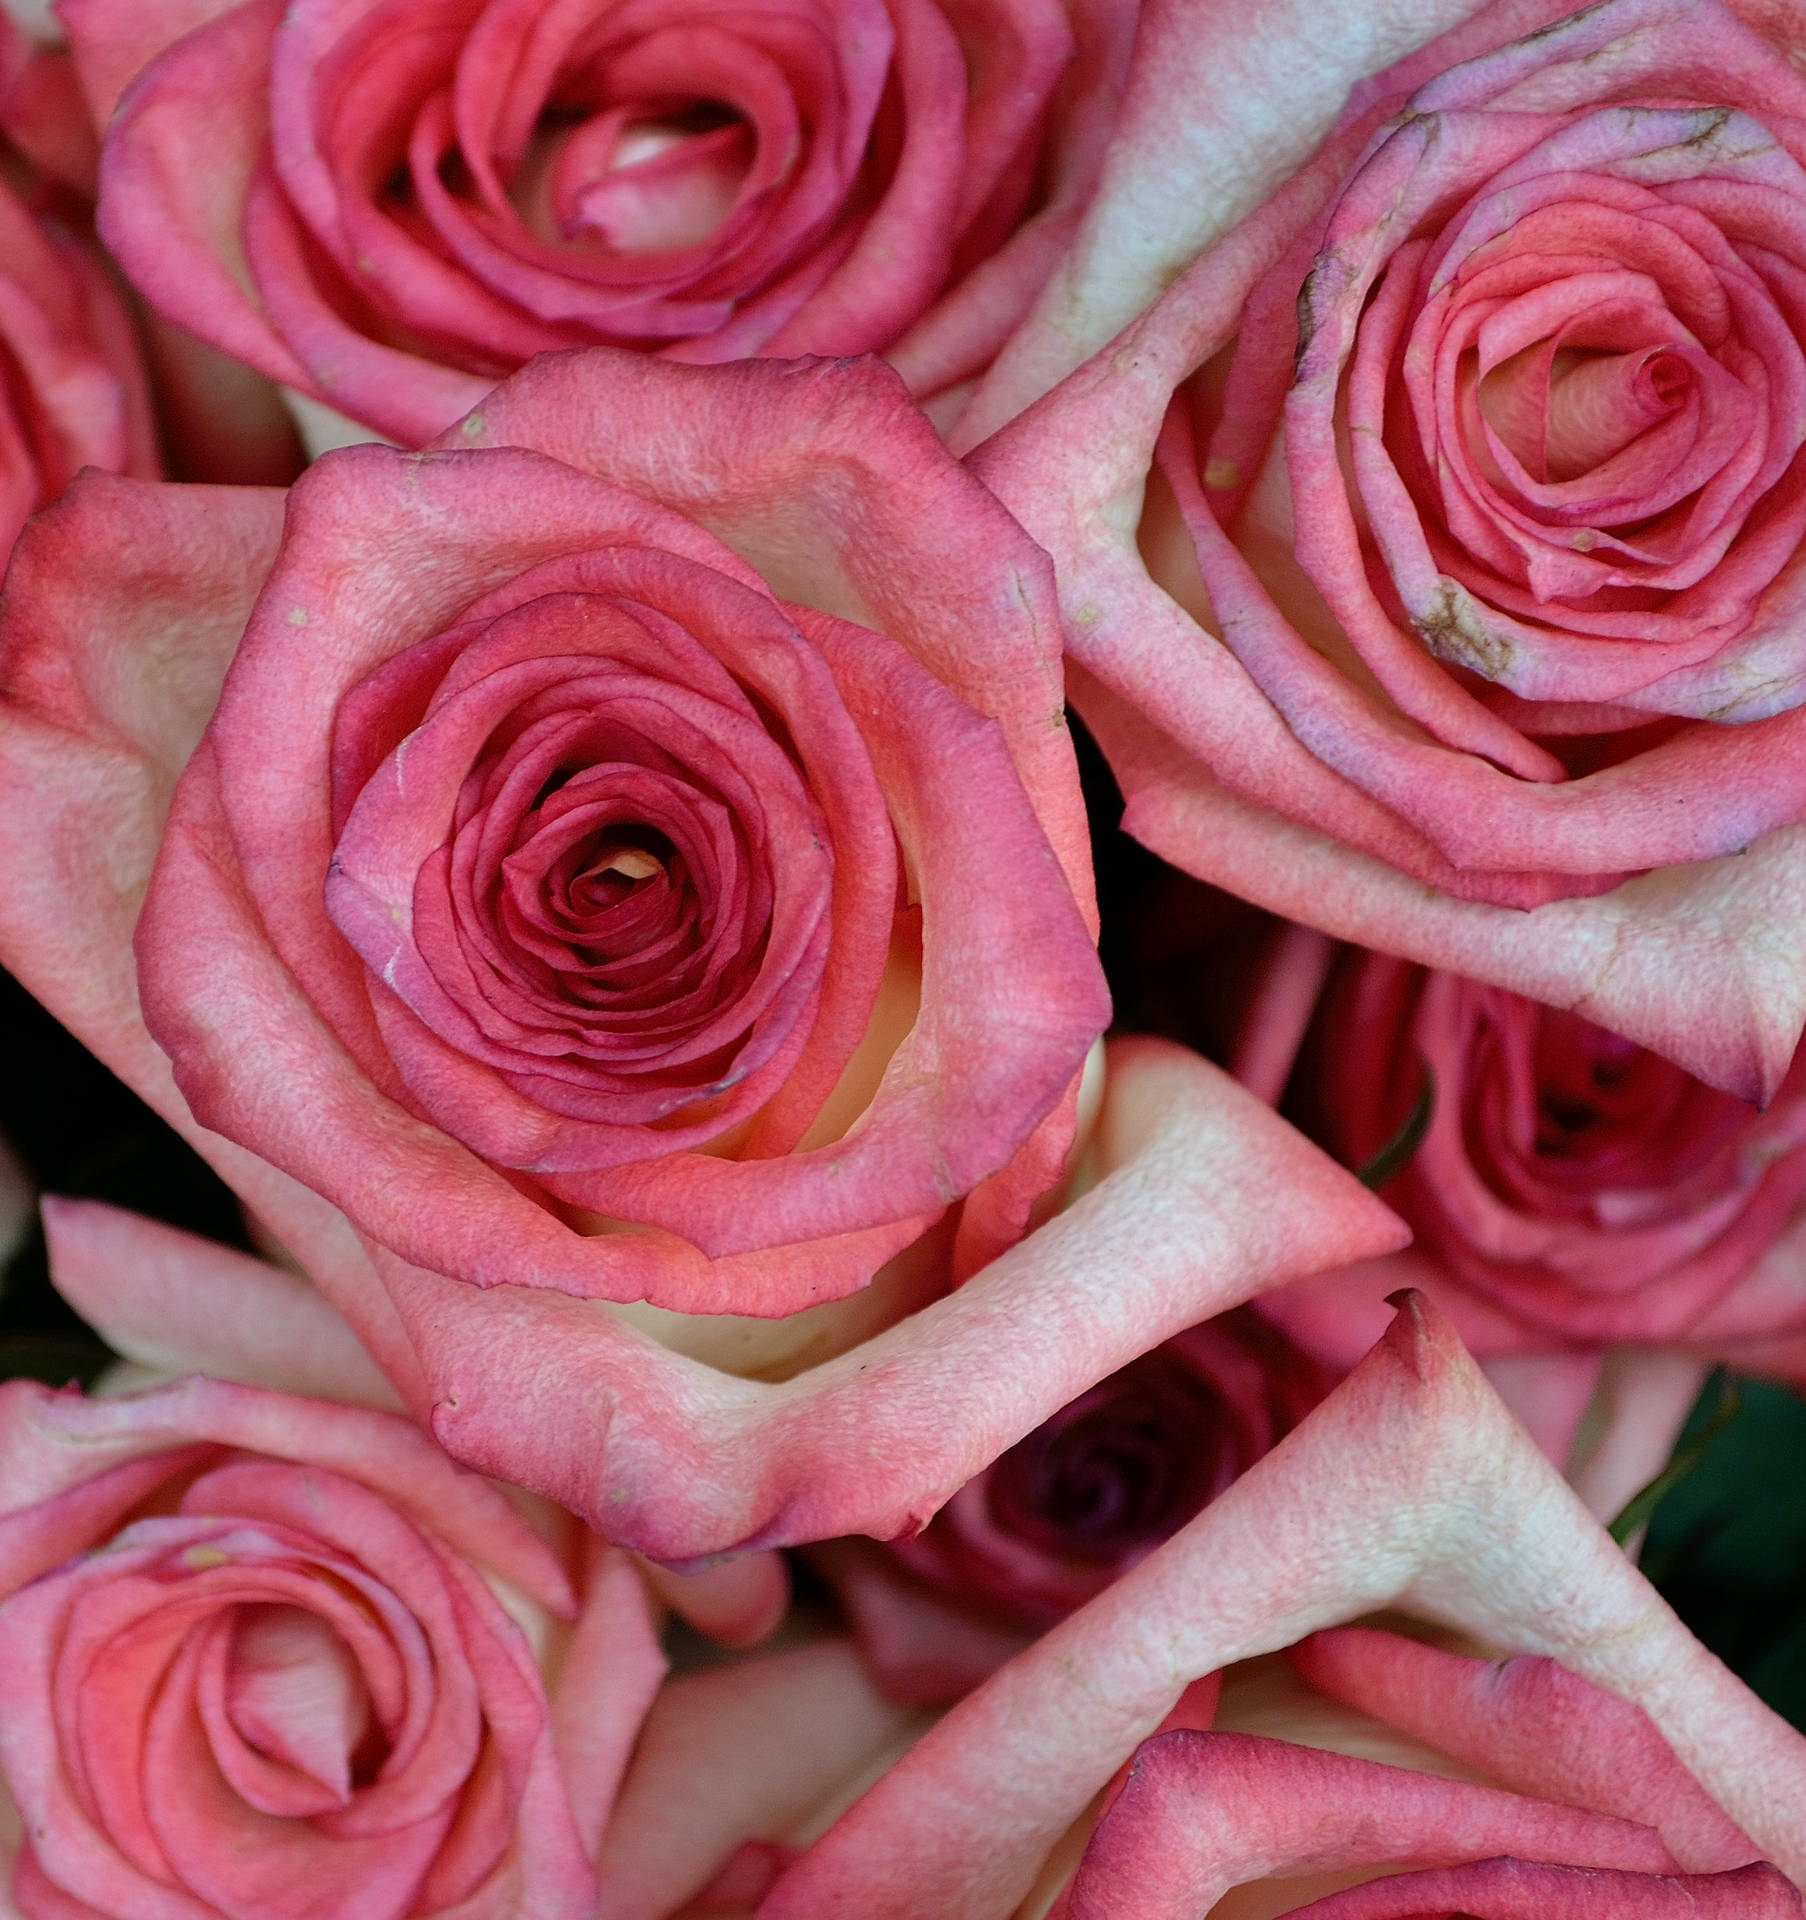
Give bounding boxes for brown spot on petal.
[1410,579,1516,680]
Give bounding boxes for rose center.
[514,101,754,254]
[1478,342,1692,486]
[224,1603,381,1801]
[530,822,693,968]
[993,1387,1223,1563]
[569,830,670,905]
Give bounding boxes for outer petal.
[805,1536,1035,1703]
[0,1374,574,1615]
[1289,1629,1761,1872]
[1566,1350,1714,1518]
[378,1035,1407,1553]
[762,1293,1806,1919]
[593,1640,920,1919]
[1057,1731,1685,1920]
[40,1198,400,1411]
[59,0,252,123]
[1074,675,1806,1104]
[1063,1751,1790,1920]
[0,470,429,1403]
[550,1537,669,1859]
[89,1,314,393]
[957,0,1524,441]
[0,15,96,193]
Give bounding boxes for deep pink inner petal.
[325,560,895,1164]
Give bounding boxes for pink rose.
[126,347,1110,1316]
[761,1293,1806,1919]
[15,1196,948,1920]
[0,342,1403,1552]
[970,0,1806,1103]
[66,0,1135,445]
[1231,928,1806,1421]
[815,1306,1329,1702]
[0,1368,666,1919]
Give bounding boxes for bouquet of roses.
[1,0,1805,1911]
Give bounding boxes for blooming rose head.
[91,347,1108,1320]
[0,313,1404,1568]
[12,1198,947,1920]
[892,1308,1327,1625]
[0,1368,667,1920]
[816,1306,1330,1702]
[972,0,1806,1102]
[67,0,1135,445]
[760,1291,1806,1919]
[1233,929,1806,1391]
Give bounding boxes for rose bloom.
[758,1292,1806,1920]
[17,1195,942,1920]
[1228,927,1806,1440]
[971,0,1806,1104]
[0,341,1404,1553]
[0,1348,666,1917]
[66,345,1111,1320]
[65,0,1135,446]
[816,1307,1330,1703]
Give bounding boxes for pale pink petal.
[379,1037,1407,1554]
[763,1292,1806,1919]
[959,0,1514,441]
[593,1640,921,1920]
[635,1552,790,1650]
[550,1538,667,1858]
[1291,1628,1761,1872]
[1567,1350,1715,1522]
[40,1199,400,1411]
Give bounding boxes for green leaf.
[1609,1368,1742,1548]
[1356,1072,1434,1190]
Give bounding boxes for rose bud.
[969,0,1806,1105]
[64,0,1137,448]
[814,1308,1330,1703]
[761,1293,1806,1919]
[0,344,1405,1554]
